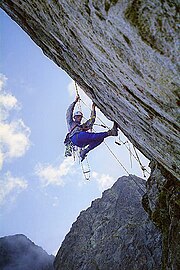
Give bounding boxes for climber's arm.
[66,96,80,129]
[82,103,96,130]
[89,103,96,125]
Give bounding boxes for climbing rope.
[103,141,131,176]
[73,81,148,189]
[132,145,147,177]
[115,136,150,177]
[75,81,83,113]
[80,98,110,130]
[74,82,91,180]
[79,88,149,178]
[128,141,133,168]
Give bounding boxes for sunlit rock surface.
[0,234,54,270]
[0,0,179,179]
[54,176,162,270]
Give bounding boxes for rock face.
[142,161,180,269]
[0,1,179,269]
[54,176,162,270]
[0,234,54,270]
[0,0,179,179]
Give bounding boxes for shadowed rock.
[0,234,54,270]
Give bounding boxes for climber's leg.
[71,131,109,161]
[71,123,118,161]
[71,131,108,149]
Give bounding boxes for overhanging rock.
[0,0,179,179]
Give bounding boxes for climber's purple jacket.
[66,100,96,138]
[66,100,109,150]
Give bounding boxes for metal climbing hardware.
[64,132,75,157]
[80,154,91,181]
[72,81,149,185]
[64,140,76,158]
[64,121,79,158]
[64,142,72,157]
[115,141,121,146]
[115,134,149,178]
[132,145,148,178]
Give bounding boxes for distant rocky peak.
[54,175,162,270]
[0,234,54,270]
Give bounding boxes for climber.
[66,96,118,161]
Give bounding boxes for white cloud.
[92,171,115,191]
[52,196,59,207]
[0,74,7,90]
[0,74,19,121]
[0,74,30,206]
[35,157,75,187]
[0,73,30,169]
[0,171,28,206]
[0,120,30,159]
[0,93,18,110]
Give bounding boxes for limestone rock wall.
[142,162,180,269]
[54,176,162,270]
[0,0,179,179]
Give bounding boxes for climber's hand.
[92,103,96,109]
[75,95,80,103]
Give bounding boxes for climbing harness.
[69,81,149,187]
[64,123,79,158]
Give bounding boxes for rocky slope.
[0,1,179,269]
[0,234,54,270]
[54,175,162,270]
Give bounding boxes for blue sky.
[0,10,150,255]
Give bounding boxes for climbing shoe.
[80,148,88,162]
[108,122,118,136]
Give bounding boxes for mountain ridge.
[0,234,54,270]
[54,175,162,270]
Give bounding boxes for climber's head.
[74,111,83,123]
